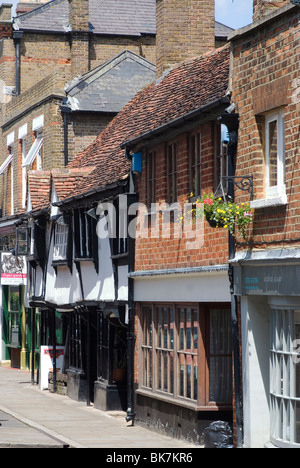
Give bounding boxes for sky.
[8,0,254,30]
[215,0,253,29]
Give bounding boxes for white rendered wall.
[241,295,270,448]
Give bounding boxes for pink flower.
[244,211,252,217]
[204,198,213,206]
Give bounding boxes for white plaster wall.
[44,235,82,306]
[34,266,44,298]
[43,225,121,306]
[241,295,270,448]
[118,264,128,301]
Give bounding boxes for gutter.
[52,177,129,207]
[129,265,229,278]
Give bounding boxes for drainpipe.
[60,104,70,167]
[13,31,23,96]
[218,112,243,448]
[126,178,138,424]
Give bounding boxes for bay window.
[139,303,232,408]
[270,308,300,447]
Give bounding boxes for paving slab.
[0,367,200,449]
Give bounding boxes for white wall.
[241,295,270,448]
[42,222,126,307]
[133,270,231,303]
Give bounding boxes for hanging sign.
[0,252,27,285]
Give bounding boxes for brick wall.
[155,0,215,77]
[19,34,71,93]
[67,113,114,163]
[134,122,229,272]
[231,7,299,249]
[253,0,291,21]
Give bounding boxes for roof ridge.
[13,0,65,22]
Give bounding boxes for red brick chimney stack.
[253,0,291,22]
[155,0,215,78]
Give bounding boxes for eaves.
[2,93,65,130]
[121,96,230,152]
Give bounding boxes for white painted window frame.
[270,307,300,448]
[265,109,285,199]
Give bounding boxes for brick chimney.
[68,0,90,78]
[0,4,13,38]
[16,1,48,16]
[253,0,291,22]
[156,0,215,78]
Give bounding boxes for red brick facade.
[134,123,229,273]
[231,5,299,248]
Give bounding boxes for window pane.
[190,133,201,196]
[141,306,153,388]
[178,307,198,401]
[269,119,278,187]
[270,309,300,446]
[209,309,232,403]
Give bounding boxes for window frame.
[138,302,233,410]
[146,150,156,208]
[22,131,43,169]
[189,131,202,197]
[270,307,300,448]
[166,142,177,204]
[73,207,99,272]
[265,109,285,199]
[52,215,72,270]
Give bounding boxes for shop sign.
[233,263,300,296]
[0,252,27,285]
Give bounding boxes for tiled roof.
[27,170,51,211]
[63,45,230,200]
[51,167,96,200]
[215,21,234,39]
[27,167,95,213]
[64,50,156,113]
[13,0,232,39]
[13,0,156,36]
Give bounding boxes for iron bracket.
[222,175,254,196]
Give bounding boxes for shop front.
[232,249,300,448]
[0,251,29,369]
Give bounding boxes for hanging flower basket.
[206,216,225,229]
[190,193,253,240]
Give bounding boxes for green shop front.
[0,251,35,370]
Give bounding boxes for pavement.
[0,367,200,449]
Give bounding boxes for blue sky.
[9,0,253,30]
[216,0,253,29]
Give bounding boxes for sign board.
[233,263,300,297]
[1,252,27,285]
[40,346,65,390]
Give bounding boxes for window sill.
[52,259,69,267]
[136,388,232,412]
[74,257,94,263]
[250,193,287,209]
